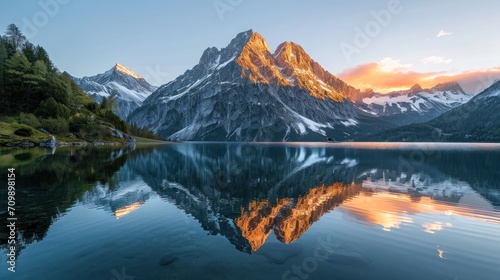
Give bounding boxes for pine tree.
[4,24,26,54]
[22,42,37,63]
[34,45,54,71]
[0,41,6,96]
[100,96,108,110]
[5,52,48,112]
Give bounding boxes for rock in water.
[159,256,177,266]
[39,135,56,148]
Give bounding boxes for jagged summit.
[152,30,357,103]
[431,81,465,94]
[273,41,346,101]
[114,63,144,80]
[410,84,423,91]
[229,31,356,101]
[230,29,254,47]
[188,30,357,101]
[236,32,290,86]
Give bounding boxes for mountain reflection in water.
[1,143,499,257]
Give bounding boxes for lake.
[1,142,500,280]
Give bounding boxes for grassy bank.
[0,121,130,146]
[0,121,51,145]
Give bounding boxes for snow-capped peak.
[114,63,143,80]
[431,81,465,94]
[70,64,157,120]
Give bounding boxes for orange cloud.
[337,61,500,94]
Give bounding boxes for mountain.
[128,30,392,141]
[71,64,157,119]
[361,80,500,142]
[355,82,473,126]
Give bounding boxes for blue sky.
[1,0,499,92]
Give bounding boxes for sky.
[1,0,499,93]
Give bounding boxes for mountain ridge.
[355,81,472,126]
[360,80,500,142]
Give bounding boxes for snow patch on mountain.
[341,118,358,127]
[107,81,151,103]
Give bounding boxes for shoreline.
[135,141,172,145]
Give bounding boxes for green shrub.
[70,115,110,140]
[0,116,17,123]
[18,113,41,128]
[35,97,71,119]
[41,117,69,134]
[84,102,99,113]
[69,115,91,133]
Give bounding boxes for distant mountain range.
[362,81,500,142]
[356,82,473,126]
[69,64,157,119]
[69,30,498,142]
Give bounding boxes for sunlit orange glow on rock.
[274,42,344,101]
[236,32,360,102]
[236,33,291,86]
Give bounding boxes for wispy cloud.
[437,30,452,38]
[422,56,453,64]
[379,57,413,72]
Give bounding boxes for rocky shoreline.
[2,135,135,148]
[1,125,138,148]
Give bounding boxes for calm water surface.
[1,142,500,280]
